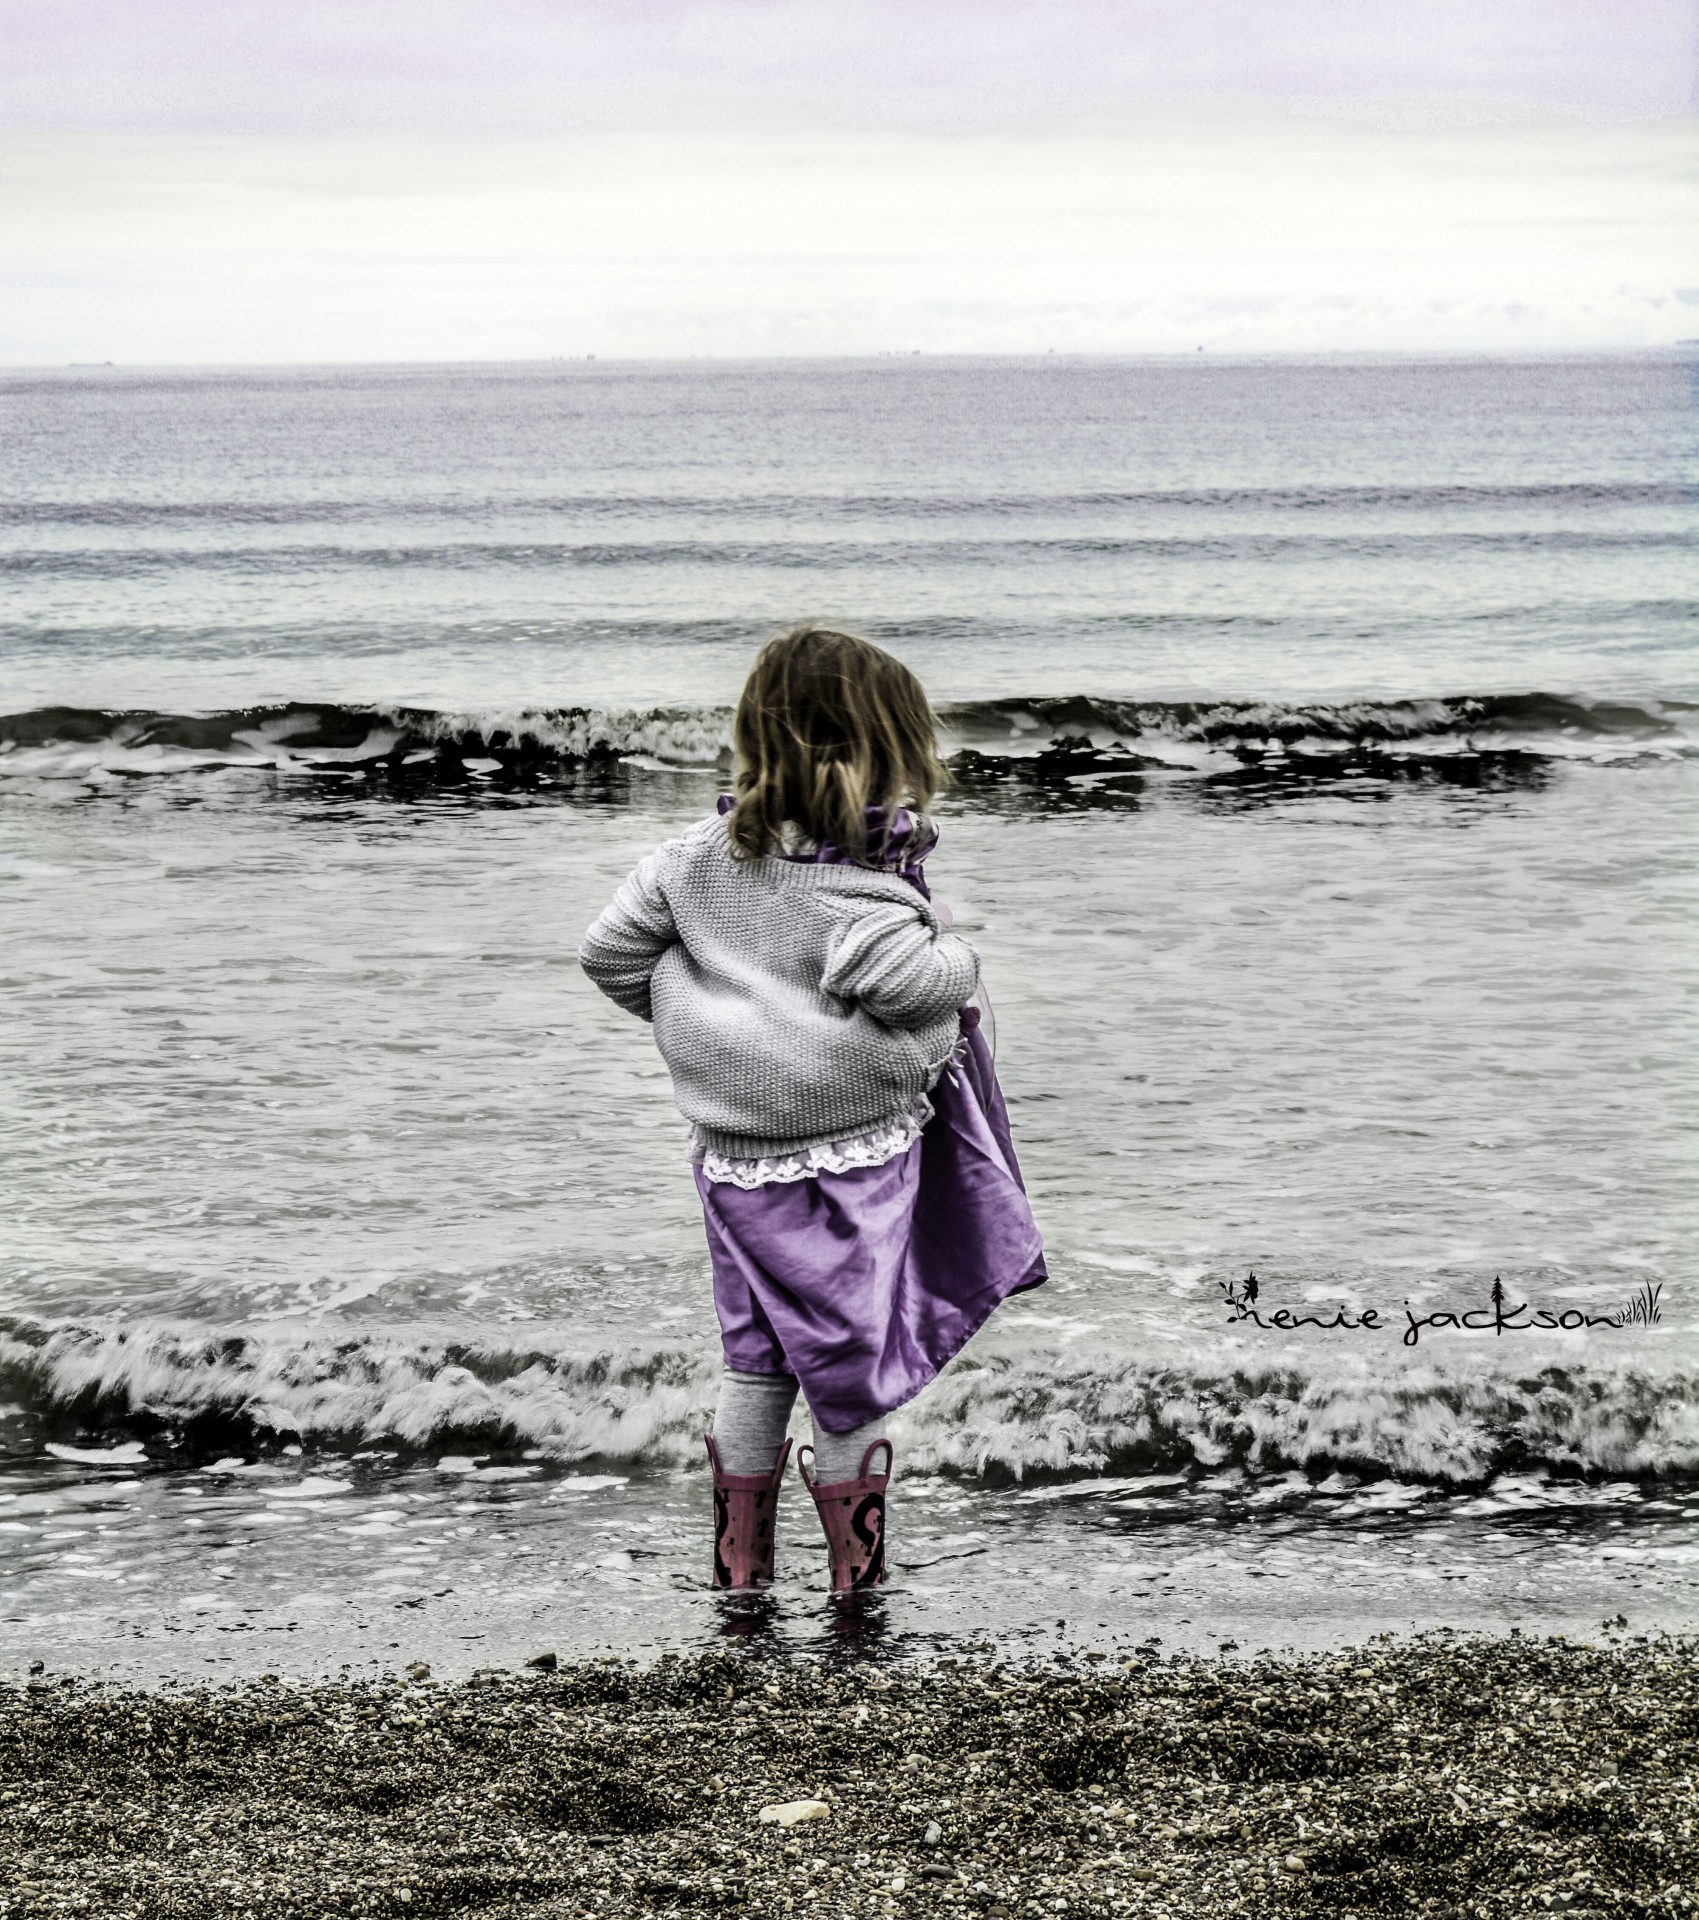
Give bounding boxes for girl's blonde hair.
[726,625,947,863]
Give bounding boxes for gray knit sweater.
[578,813,980,1159]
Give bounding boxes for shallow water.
[4,1447,1696,1683]
[2,354,1695,1664]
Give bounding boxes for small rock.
[525,1651,558,1672]
[1285,1854,1308,1873]
[406,1662,431,1681]
[924,1820,942,1845]
[922,1864,951,1881]
[1131,1866,1161,1882]
[396,1893,413,1906]
[28,1661,44,1675]
[890,1875,907,1894]
[758,1800,831,1828]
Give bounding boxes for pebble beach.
[1,1629,1693,1920]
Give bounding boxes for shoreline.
[1,1629,1693,1918]
[8,1447,1697,1692]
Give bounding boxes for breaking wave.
[3,1316,1696,1490]
[0,690,1689,791]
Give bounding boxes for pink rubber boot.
[706,1435,791,1590]
[797,1439,893,1591]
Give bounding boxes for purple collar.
[717,796,935,897]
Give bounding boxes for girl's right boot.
[797,1439,893,1591]
[706,1435,791,1590]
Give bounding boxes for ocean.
[1,353,1695,1677]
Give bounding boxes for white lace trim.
[694,1094,935,1190]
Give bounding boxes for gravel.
[0,1629,1693,1918]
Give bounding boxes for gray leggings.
[712,1368,889,1483]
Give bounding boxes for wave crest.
[4,1317,1695,1490]
[0,690,1688,791]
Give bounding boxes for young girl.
[579,626,1045,1592]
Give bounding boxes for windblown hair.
[726,626,947,863]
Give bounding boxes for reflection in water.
[823,1589,892,1659]
[713,1590,782,1645]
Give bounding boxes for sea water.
[1,355,1695,1675]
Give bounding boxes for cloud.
[1,109,1692,361]
[1,0,1693,135]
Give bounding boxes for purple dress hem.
[696,1003,1048,1434]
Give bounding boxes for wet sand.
[1,1626,1693,1918]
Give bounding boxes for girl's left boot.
[706,1435,791,1590]
[798,1439,893,1591]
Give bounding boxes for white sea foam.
[44,1440,147,1464]
[1,690,1687,786]
[398,704,733,769]
[4,1317,1695,1489]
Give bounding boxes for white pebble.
[757,1800,831,1828]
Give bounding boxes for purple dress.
[695,803,1047,1433]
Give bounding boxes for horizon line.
[8,343,1696,376]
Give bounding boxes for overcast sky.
[2,0,1694,362]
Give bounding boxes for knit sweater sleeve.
[820,898,980,1031]
[577,849,678,1021]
